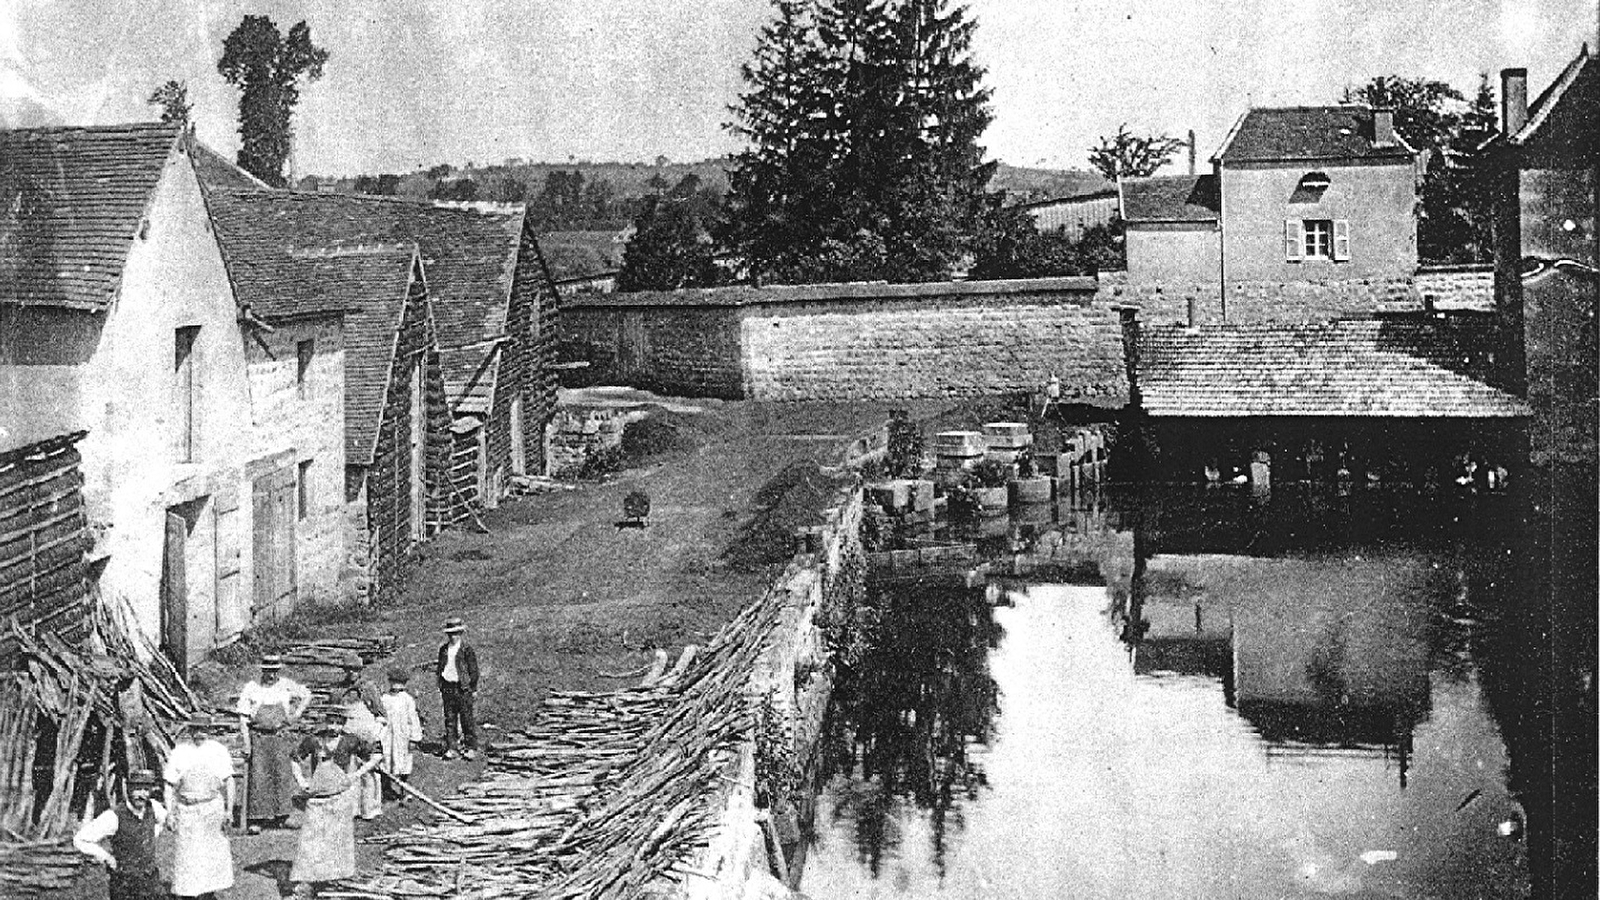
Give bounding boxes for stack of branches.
[333,584,787,900]
[0,597,204,898]
[274,636,397,729]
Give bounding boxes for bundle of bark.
[333,587,786,900]
[0,598,204,897]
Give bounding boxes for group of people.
[74,619,481,899]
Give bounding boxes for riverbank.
[65,395,932,900]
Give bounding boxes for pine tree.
[724,0,999,285]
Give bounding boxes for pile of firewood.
[0,598,205,898]
[275,636,397,728]
[333,586,786,900]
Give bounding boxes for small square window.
[1304,220,1334,259]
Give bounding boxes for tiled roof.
[1214,106,1415,163]
[200,188,521,343]
[198,186,524,407]
[1136,319,1530,418]
[1122,174,1219,223]
[1512,47,1596,150]
[191,141,266,189]
[298,245,422,465]
[0,123,181,310]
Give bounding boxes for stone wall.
[545,406,645,476]
[564,278,1128,406]
[683,486,865,900]
[562,304,745,398]
[1414,265,1495,312]
[1099,270,1426,324]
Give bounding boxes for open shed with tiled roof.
[1122,174,1220,224]
[1135,319,1528,418]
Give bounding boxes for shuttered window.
[1289,219,1352,262]
[1332,219,1351,260]
[1284,219,1304,261]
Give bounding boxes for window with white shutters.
[1284,219,1304,261]
[1332,219,1351,261]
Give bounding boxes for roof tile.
[1216,107,1415,163]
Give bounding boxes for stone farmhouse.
[0,124,349,665]
[1117,106,1426,323]
[205,189,450,605]
[195,187,560,525]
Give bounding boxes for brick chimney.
[1501,67,1529,135]
[1372,108,1396,146]
[1187,129,1196,175]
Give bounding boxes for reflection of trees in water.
[818,577,1003,878]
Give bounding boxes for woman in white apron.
[162,716,236,898]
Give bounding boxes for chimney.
[1501,67,1529,135]
[1372,108,1396,146]
[1188,129,1197,175]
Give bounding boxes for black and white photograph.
[0,1,1595,898]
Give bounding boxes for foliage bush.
[970,458,1012,489]
[885,408,925,478]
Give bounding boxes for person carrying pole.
[72,768,166,900]
[235,653,311,833]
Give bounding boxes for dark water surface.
[802,486,1542,899]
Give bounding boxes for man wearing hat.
[235,653,311,833]
[290,717,378,897]
[73,768,166,900]
[162,716,236,899]
[434,618,480,759]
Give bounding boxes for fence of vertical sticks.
[0,598,203,897]
[331,581,790,900]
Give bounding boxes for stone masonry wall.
[742,290,1128,404]
[1098,270,1429,324]
[1414,265,1495,312]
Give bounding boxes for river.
[800,484,1542,899]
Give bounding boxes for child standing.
[378,669,423,800]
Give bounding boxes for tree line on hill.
[166,7,1504,291]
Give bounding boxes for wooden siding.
[0,432,90,651]
[364,274,449,604]
[1025,193,1119,241]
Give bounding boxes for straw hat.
[386,667,411,684]
[443,617,465,634]
[259,653,284,670]
[127,769,158,789]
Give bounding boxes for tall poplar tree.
[218,16,329,188]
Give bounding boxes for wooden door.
[619,311,646,378]
[509,395,526,475]
[252,469,297,617]
[160,511,187,667]
[408,359,426,543]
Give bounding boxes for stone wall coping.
[563,276,1100,309]
[1416,263,1495,275]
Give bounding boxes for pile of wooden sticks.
[333,586,786,900]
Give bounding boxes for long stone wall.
[1100,270,1430,324]
[563,278,1129,406]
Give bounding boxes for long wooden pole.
[376,768,474,824]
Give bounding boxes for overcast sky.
[1,0,1595,176]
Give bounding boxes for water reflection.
[804,484,1539,899]
[818,577,1002,878]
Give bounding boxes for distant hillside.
[990,163,1113,203]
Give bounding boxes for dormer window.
[1298,172,1332,191]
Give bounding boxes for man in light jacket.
[435,617,480,760]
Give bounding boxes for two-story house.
[1120,106,1420,323]
[0,124,344,665]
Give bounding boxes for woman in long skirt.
[162,717,236,899]
[291,722,379,897]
